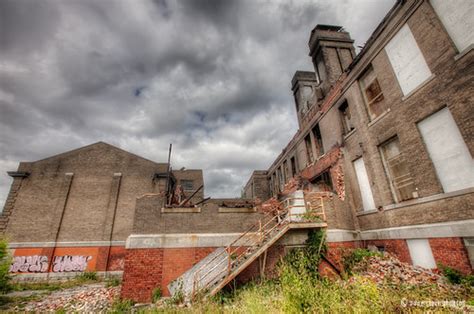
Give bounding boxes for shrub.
[106,277,121,288]
[439,264,474,287]
[0,239,11,294]
[342,248,381,275]
[461,274,474,287]
[283,229,326,280]
[152,287,162,303]
[109,298,134,313]
[76,271,98,282]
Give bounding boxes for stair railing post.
[227,247,231,275]
[259,220,263,242]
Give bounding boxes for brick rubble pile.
[352,253,450,288]
[19,283,120,312]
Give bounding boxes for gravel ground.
[13,283,120,312]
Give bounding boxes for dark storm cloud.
[0,0,395,203]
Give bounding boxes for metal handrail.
[190,193,328,298]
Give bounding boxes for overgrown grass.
[152,236,472,313]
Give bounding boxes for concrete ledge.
[218,207,256,213]
[9,241,126,248]
[356,187,474,216]
[161,207,201,213]
[289,222,327,229]
[360,219,474,240]
[127,233,242,249]
[327,229,359,242]
[10,271,123,282]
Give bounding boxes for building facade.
[1,142,204,279]
[244,0,474,273]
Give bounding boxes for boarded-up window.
[312,125,324,157]
[359,66,387,120]
[380,138,417,202]
[418,107,474,192]
[339,100,355,134]
[353,157,376,211]
[430,0,474,52]
[385,24,431,96]
[407,239,436,269]
[305,135,314,164]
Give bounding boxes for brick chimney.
[308,25,355,95]
[291,71,324,129]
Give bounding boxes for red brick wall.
[429,238,471,274]
[120,245,289,302]
[121,249,164,303]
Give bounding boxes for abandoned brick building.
[1,142,204,279]
[244,0,474,274]
[1,0,473,303]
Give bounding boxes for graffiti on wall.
[52,255,92,272]
[10,255,93,273]
[10,255,49,273]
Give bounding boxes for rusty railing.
[190,193,328,298]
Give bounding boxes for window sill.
[367,109,391,128]
[356,209,379,217]
[356,187,474,217]
[454,44,473,61]
[218,207,257,213]
[383,187,474,211]
[161,207,201,213]
[343,128,357,140]
[401,74,436,102]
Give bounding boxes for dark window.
[311,171,333,192]
[312,125,324,157]
[180,180,194,191]
[272,173,277,194]
[339,100,355,134]
[290,157,297,177]
[304,135,314,164]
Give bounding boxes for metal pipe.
[165,143,172,205]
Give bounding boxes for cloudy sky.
[0,0,394,204]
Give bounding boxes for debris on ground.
[352,253,450,288]
[16,283,120,312]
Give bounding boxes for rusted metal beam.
[178,184,203,206]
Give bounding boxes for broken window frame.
[379,137,417,202]
[277,167,284,191]
[339,100,355,134]
[359,65,387,121]
[311,170,334,192]
[283,160,289,183]
[312,125,324,157]
[304,134,314,164]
